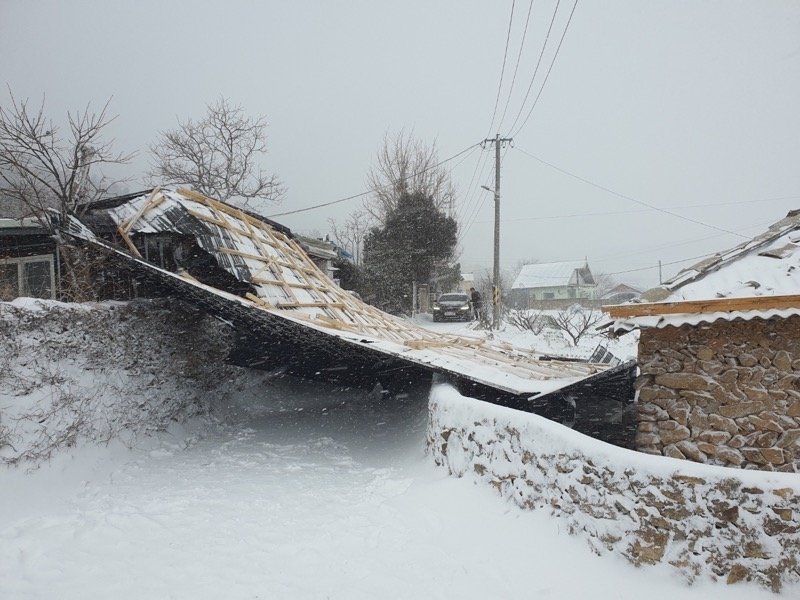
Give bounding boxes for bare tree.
[593,271,617,298]
[551,308,604,346]
[510,258,539,285]
[148,97,284,212]
[0,90,134,301]
[364,130,457,226]
[506,308,545,334]
[327,209,370,265]
[0,90,133,218]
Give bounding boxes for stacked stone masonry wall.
[427,390,800,592]
[636,315,800,472]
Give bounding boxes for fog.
[2,0,798,289]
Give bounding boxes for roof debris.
[59,187,629,400]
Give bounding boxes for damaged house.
[56,187,636,443]
[607,209,800,472]
[0,217,56,301]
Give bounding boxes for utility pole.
[482,134,512,329]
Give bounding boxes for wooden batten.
[117,228,142,258]
[120,187,163,234]
[604,294,800,318]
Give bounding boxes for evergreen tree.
[361,191,458,314]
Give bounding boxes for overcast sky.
[2,1,799,289]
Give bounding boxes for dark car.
[432,292,472,322]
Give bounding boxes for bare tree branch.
[0,89,134,300]
[0,89,134,218]
[327,209,370,266]
[551,308,604,346]
[364,129,457,226]
[147,97,284,213]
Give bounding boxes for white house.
[510,260,596,308]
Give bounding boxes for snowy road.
[0,357,778,599]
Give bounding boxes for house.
[600,283,641,304]
[0,218,57,301]
[606,209,800,472]
[295,235,340,282]
[509,260,596,309]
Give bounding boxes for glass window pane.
[22,260,52,299]
[0,262,19,300]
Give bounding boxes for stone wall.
[427,384,800,592]
[636,315,800,472]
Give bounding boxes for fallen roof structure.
[57,187,632,408]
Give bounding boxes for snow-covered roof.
[608,209,800,330]
[645,209,800,303]
[600,283,641,300]
[0,217,44,230]
[512,261,594,290]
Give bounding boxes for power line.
[470,195,800,224]
[457,143,514,245]
[605,252,717,277]
[497,0,535,132]
[509,0,579,138]
[514,146,751,239]
[267,142,481,219]
[505,0,563,136]
[486,0,516,137]
[456,159,490,228]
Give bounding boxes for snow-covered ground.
[0,304,788,599]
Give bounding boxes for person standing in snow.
[470,287,482,321]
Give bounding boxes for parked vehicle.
[432,292,472,322]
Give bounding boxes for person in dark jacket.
[469,287,482,321]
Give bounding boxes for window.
[0,255,55,300]
[0,262,18,301]
[543,292,555,300]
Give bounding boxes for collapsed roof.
[59,187,630,402]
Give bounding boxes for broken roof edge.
[640,209,800,302]
[79,186,295,238]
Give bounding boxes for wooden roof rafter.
[116,188,169,258]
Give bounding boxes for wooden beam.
[117,229,142,258]
[245,292,273,309]
[604,294,800,318]
[276,301,346,309]
[120,187,163,234]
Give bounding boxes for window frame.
[0,254,56,300]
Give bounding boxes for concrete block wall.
[427,384,800,592]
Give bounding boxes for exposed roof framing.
[63,187,624,397]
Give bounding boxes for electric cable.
[497,0,535,132]
[514,146,751,239]
[505,0,563,136]
[486,0,517,138]
[267,142,481,218]
[509,0,579,138]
